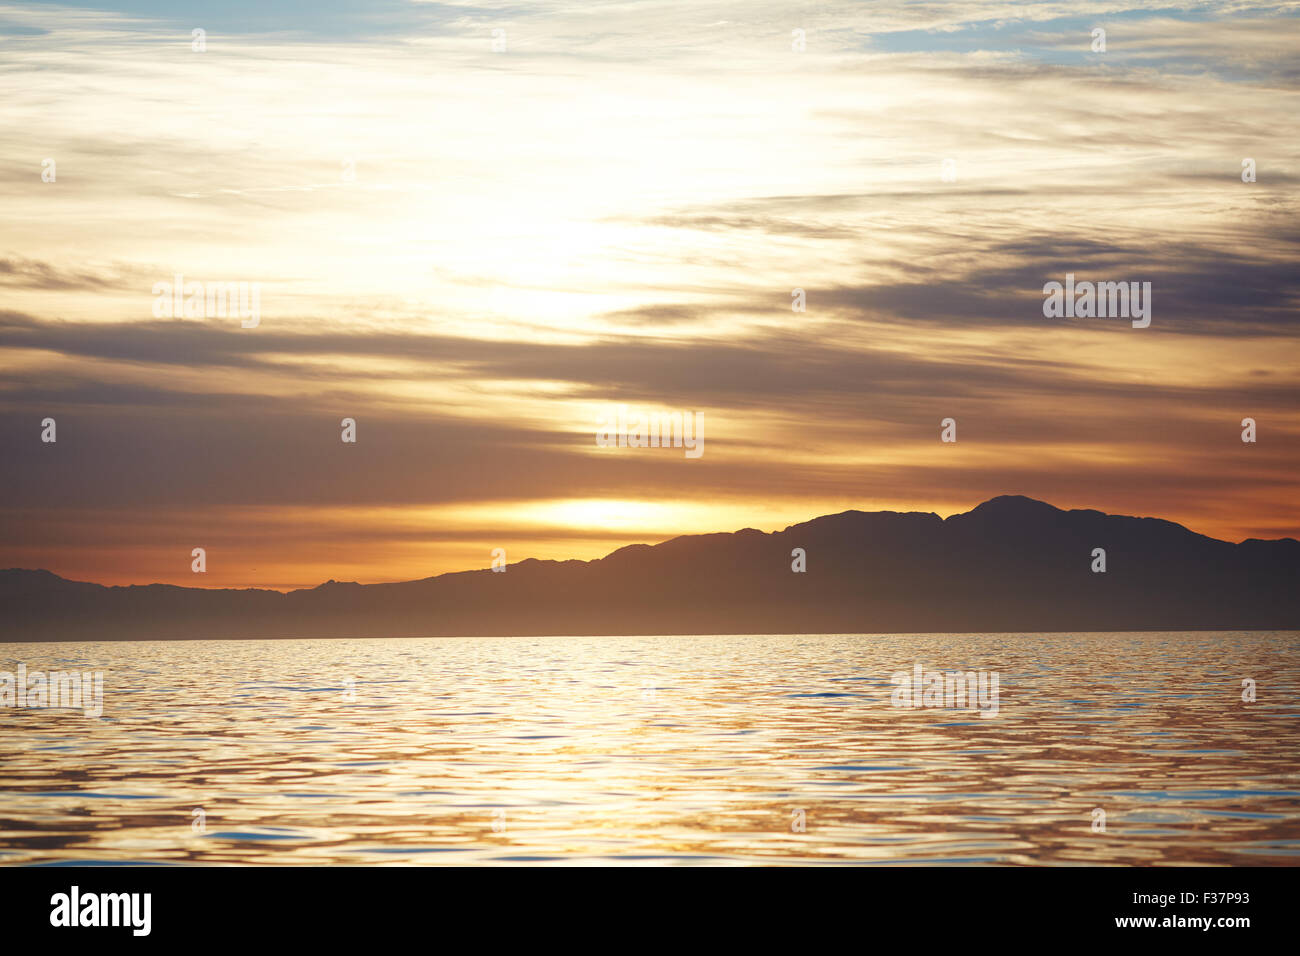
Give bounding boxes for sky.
[2,0,1298,590]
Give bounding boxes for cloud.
[0,0,1297,587]
[0,256,130,291]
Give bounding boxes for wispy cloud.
[2,0,1297,587]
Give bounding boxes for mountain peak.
[965,495,1060,516]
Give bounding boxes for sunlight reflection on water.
[0,632,1297,865]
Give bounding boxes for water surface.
[1,632,1297,865]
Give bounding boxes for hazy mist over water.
[1,632,1297,866]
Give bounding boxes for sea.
[0,631,1296,865]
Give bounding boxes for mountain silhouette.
[2,496,1297,641]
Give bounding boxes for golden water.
[1,632,1296,865]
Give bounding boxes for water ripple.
[0,632,1297,865]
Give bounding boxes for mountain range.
[2,495,1297,641]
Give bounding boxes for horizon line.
[7,493,1297,595]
